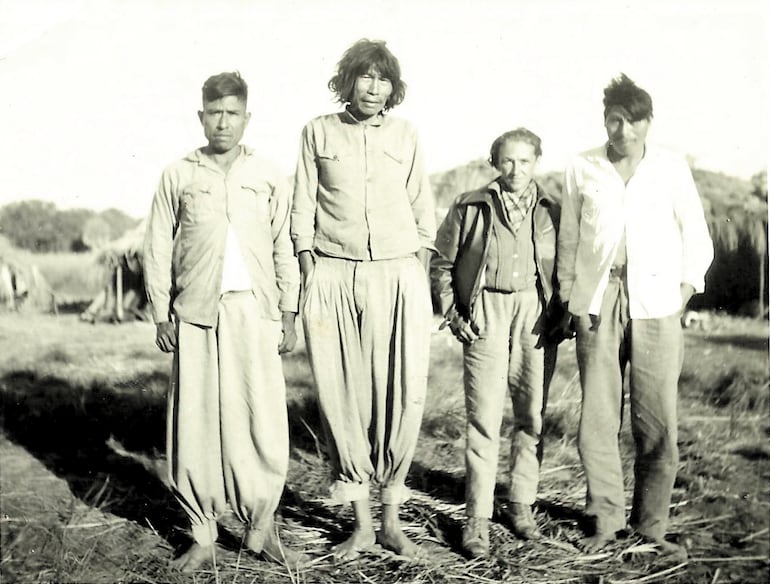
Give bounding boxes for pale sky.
[1,0,768,218]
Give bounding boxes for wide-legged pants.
[463,288,556,518]
[168,291,289,550]
[302,255,432,505]
[575,276,683,539]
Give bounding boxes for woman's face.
[349,66,393,120]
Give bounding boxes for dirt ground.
[1,312,768,583]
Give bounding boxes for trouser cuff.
[381,484,410,506]
[191,519,218,546]
[465,500,493,519]
[329,481,370,504]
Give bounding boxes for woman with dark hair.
[291,39,435,560]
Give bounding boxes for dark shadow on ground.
[0,370,189,550]
[0,369,341,555]
[701,334,769,352]
[0,368,589,561]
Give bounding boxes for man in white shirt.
[557,73,713,555]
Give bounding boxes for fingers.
[156,334,176,353]
[451,320,479,345]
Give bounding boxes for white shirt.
[220,223,253,293]
[557,144,713,319]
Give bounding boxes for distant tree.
[57,208,95,251]
[751,170,767,201]
[0,200,60,251]
[699,169,768,317]
[99,208,140,239]
[82,215,112,250]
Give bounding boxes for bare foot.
[579,531,616,553]
[170,542,214,572]
[638,534,688,561]
[377,525,423,559]
[332,527,377,561]
[259,530,307,569]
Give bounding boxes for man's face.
[349,66,393,119]
[604,105,650,157]
[198,95,250,154]
[495,140,540,194]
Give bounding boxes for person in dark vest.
[431,127,566,558]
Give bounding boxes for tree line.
[0,200,139,253]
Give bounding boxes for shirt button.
[513,272,519,277]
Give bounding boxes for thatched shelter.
[80,219,150,323]
[0,236,58,314]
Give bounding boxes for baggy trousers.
[463,288,556,518]
[302,255,432,505]
[575,276,683,539]
[168,291,289,549]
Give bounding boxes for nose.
[367,78,380,95]
[217,113,229,129]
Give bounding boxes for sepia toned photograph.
[1,0,767,582]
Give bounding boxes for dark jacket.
[431,178,565,343]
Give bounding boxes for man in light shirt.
[292,39,435,561]
[143,72,301,572]
[557,74,713,555]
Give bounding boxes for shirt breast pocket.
[180,184,217,223]
[317,150,353,190]
[579,182,605,227]
[241,185,271,222]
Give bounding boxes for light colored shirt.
[143,145,299,327]
[220,224,252,293]
[557,144,713,319]
[291,110,436,260]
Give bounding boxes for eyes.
[359,73,392,84]
[500,158,533,167]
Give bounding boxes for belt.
[609,264,627,278]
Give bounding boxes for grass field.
[0,311,768,583]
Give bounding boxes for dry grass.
[1,312,768,583]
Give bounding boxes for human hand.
[550,309,576,341]
[278,311,297,354]
[447,309,479,345]
[679,283,695,313]
[155,321,177,352]
[679,283,696,325]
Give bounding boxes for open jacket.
[431,178,565,343]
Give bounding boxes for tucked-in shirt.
[291,109,436,260]
[557,144,713,319]
[143,145,299,327]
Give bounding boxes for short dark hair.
[201,71,248,104]
[488,127,543,167]
[328,39,406,111]
[603,73,653,122]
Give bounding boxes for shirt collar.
[185,144,254,167]
[340,107,386,127]
[490,177,539,203]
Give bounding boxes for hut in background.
[0,236,58,314]
[80,220,150,323]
